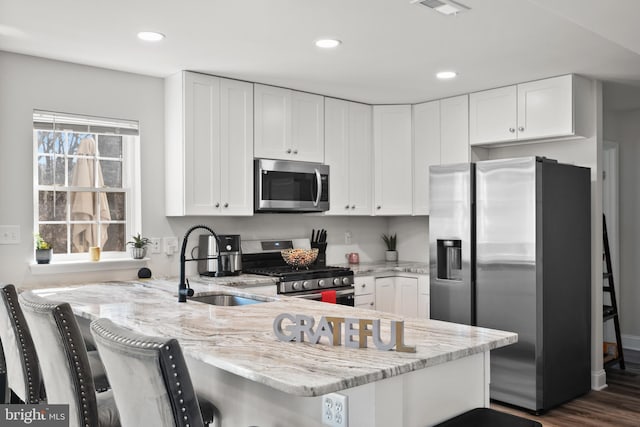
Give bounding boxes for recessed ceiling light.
[315,39,342,49]
[137,31,165,42]
[436,71,457,80]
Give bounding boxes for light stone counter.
[33,279,514,397]
[333,261,429,276]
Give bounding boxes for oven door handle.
[313,168,322,207]
[294,288,354,300]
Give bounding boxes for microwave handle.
[314,168,322,207]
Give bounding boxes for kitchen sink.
[189,293,270,306]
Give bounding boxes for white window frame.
[31,111,142,269]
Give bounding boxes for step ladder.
[603,214,625,369]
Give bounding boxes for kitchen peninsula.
[33,279,517,427]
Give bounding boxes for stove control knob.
[342,277,351,285]
[303,281,312,289]
[292,282,301,290]
[333,278,341,286]
[226,244,232,251]
[318,279,326,288]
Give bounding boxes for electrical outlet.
[322,393,348,427]
[0,225,20,245]
[149,238,161,254]
[163,237,179,256]
[344,231,352,245]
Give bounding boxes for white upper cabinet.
[325,98,373,215]
[373,105,413,215]
[470,74,586,146]
[254,84,324,163]
[165,71,253,216]
[439,95,469,165]
[412,95,468,215]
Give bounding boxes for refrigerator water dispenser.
[437,239,462,280]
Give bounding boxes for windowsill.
[29,257,149,275]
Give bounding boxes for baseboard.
[622,334,640,351]
[591,369,607,391]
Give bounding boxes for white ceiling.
[1,0,640,106]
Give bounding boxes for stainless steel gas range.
[242,238,354,305]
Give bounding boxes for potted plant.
[34,233,52,264]
[127,233,150,259]
[382,233,398,262]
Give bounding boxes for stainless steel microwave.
[254,158,329,213]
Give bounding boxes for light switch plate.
[164,237,179,255]
[0,225,20,244]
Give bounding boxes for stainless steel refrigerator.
[429,156,591,412]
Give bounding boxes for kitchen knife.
[311,229,315,243]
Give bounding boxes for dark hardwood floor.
[492,352,640,426]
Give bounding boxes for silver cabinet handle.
[370,302,374,306]
[286,148,292,154]
[293,149,298,154]
[509,128,515,133]
[518,126,525,132]
[351,205,355,209]
[224,203,229,208]
[215,202,220,208]
[376,205,381,210]
[361,284,366,288]
[345,205,350,209]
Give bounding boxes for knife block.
[311,242,327,267]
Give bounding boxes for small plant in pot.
[34,233,52,264]
[382,233,398,262]
[127,233,150,259]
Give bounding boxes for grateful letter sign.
[273,313,416,353]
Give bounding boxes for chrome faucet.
[178,224,219,302]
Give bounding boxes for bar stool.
[0,284,45,403]
[0,284,110,401]
[19,290,120,427]
[90,317,220,427]
[0,340,10,403]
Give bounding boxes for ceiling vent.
[411,0,470,16]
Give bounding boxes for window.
[33,111,140,260]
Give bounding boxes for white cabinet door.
[348,102,373,215]
[254,84,324,162]
[412,100,440,215]
[440,95,469,164]
[375,277,396,314]
[355,293,375,310]
[469,85,517,145]
[325,99,373,215]
[219,78,254,215]
[291,91,324,162]
[517,74,573,140]
[373,105,413,215]
[166,71,253,216]
[354,276,375,296]
[325,98,350,215]
[183,72,221,215]
[395,277,418,318]
[253,84,290,160]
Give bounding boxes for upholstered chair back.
[19,291,105,427]
[0,284,42,403]
[90,318,206,427]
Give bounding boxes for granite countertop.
[33,278,515,397]
[333,261,429,276]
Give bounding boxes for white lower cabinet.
[354,276,376,309]
[373,274,429,318]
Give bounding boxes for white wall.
[389,216,429,263]
[603,108,640,350]
[0,51,399,289]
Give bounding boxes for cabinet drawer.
[354,276,375,296]
[355,293,375,310]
